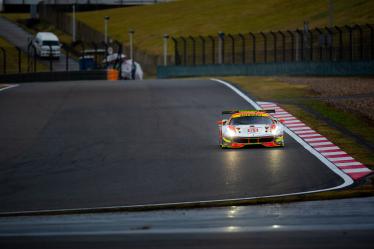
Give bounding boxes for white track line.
[0,84,18,92]
[211,78,353,192]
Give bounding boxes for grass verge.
[73,0,374,55]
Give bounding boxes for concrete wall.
[157,61,374,78]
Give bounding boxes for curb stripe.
[343,168,372,173]
[254,99,371,181]
[328,157,354,162]
[322,151,347,156]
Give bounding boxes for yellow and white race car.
[217,110,285,149]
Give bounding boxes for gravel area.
[277,77,374,121]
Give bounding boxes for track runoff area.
[0,79,370,215]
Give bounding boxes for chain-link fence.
[172,24,374,66]
[38,4,161,74]
[0,40,124,75]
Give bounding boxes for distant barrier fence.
[172,24,374,66]
[0,40,123,75]
[38,4,162,74]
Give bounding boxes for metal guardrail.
[171,24,374,66]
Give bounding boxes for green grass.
[223,76,374,169]
[69,0,374,55]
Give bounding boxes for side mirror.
[217,119,227,125]
[217,120,224,125]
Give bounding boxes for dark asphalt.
[0,80,343,212]
[1,197,373,249]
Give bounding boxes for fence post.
[287,30,295,62]
[101,41,109,68]
[325,27,333,61]
[112,40,123,77]
[278,31,286,62]
[49,45,53,72]
[334,26,343,61]
[16,47,22,73]
[63,43,69,72]
[345,25,353,61]
[91,42,98,68]
[315,28,323,61]
[227,34,235,64]
[308,30,313,61]
[33,46,37,72]
[171,37,180,65]
[0,47,6,74]
[199,36,206,65]
[208,35,215,64]
[355,24,363,61]
[163,34,169,66]
[296,29,303,61]
[270,31,277,62]
[260,32,267,63]
[189,36,196,66]
[218,32,225,64]
[180,36,187,65]
[238,33,245,64]
[249,32,256,64]
[366,24,374,60]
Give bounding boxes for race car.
[217,110,285,148]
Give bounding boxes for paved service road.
[0,80,343,212]
[0,17,79,72]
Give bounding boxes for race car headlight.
[271,124,281,135]
[224,126,237,137]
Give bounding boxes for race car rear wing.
[222,109,276,114]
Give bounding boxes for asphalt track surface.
[1,197,373,249]
[0,80,343,213]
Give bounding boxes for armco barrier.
[0,70,107,83]
[157,61,374,78]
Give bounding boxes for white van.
[32,32,61,59]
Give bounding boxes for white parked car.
[32,32,61,59]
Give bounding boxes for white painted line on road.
[293,129,315,134]
[286,123,306,127]
[343,168,372,173]
[0,84,18,92]
[336,162,362,167]
[322,151,347,156]
[328,157,354,162]
[299,133,321,138]
[291,127,312,131]
[211,78,353,191]
[309,142,333,146]
[304,137,328,142]
[314,146,340,151]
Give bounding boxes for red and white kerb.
[258,101,372,180]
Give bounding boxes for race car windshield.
[229,116,273,125]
